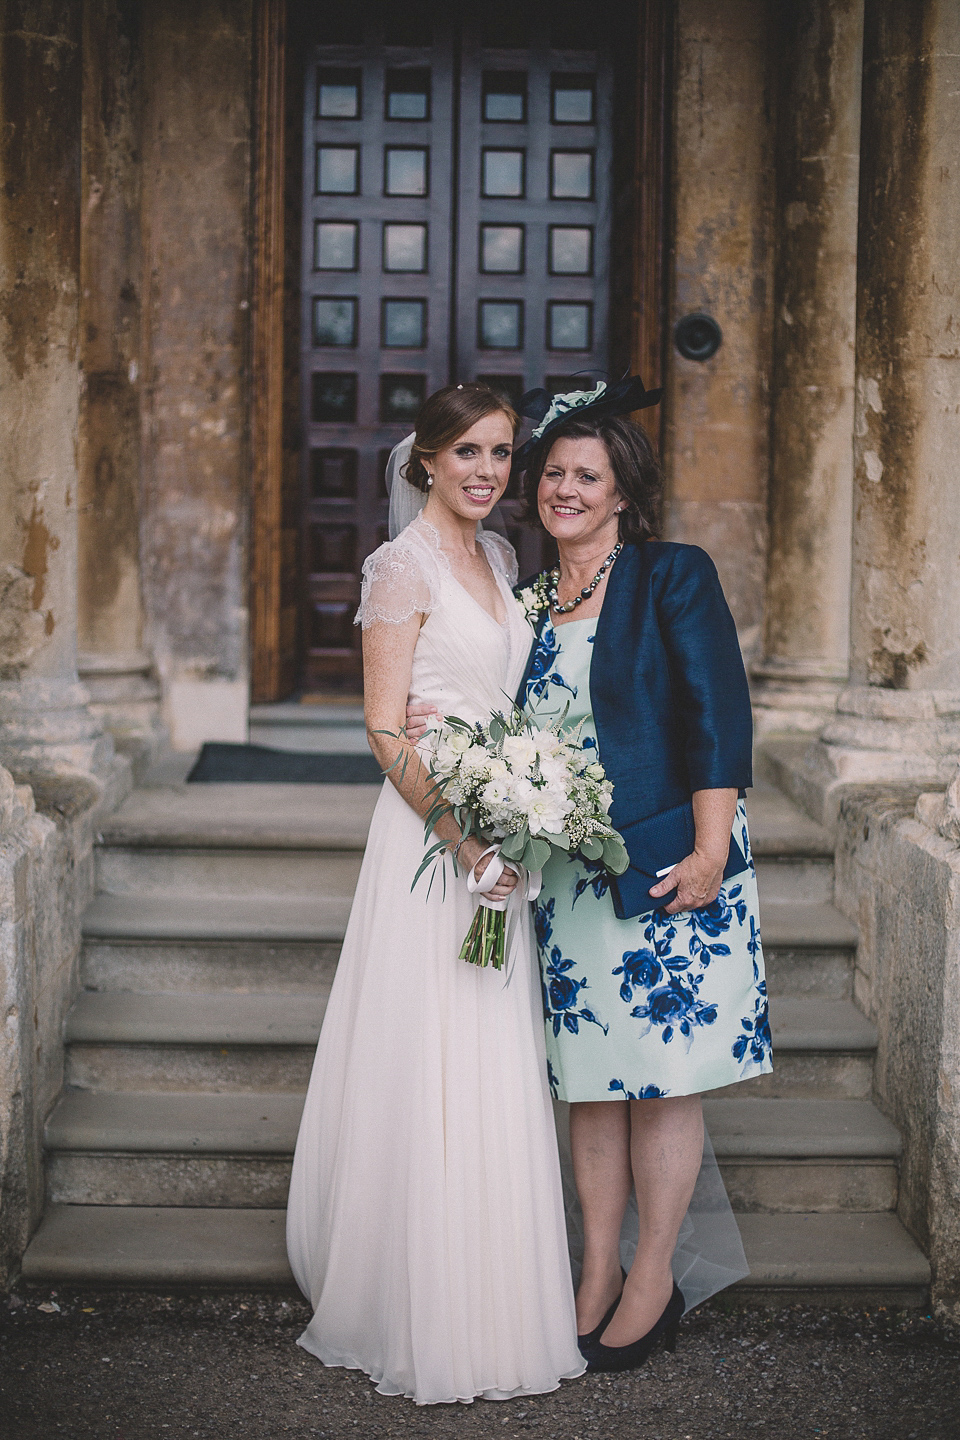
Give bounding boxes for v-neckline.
[448,567,509,629]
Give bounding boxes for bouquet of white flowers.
[416,705,629,969]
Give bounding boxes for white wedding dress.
[286,514,585,1405]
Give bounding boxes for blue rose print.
[547,1057,561,1100]
[613,947,663,1003]
[732,980,772,1070]
[608,1079,669,1099]
[524,623,577,704]
[572,852,610,907]
[630,977,718,1046]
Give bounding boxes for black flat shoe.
[577,1267,627,1359]
[585,1281,684,1374]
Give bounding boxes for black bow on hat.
[511,373,662,472]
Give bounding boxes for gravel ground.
[2,1289,958,1440]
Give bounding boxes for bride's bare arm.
[362,618,518,897]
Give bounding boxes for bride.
[286,383,586,1404]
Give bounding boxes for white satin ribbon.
[465,844,543,988]
[466,844,542,909]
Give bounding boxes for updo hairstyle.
[404,383,520,493]
[520,412,663,542]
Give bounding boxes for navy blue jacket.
[517,540,753,919]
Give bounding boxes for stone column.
[807,0,960,807]
[0,4,113,779]
[662,0,774,657]
[751,0,863,737]
[76,0,163,764]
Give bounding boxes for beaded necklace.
[548,543,622,615]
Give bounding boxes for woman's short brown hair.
[520,413,663,542]
[404,383,520,492]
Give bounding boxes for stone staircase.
[21,778,930,1302]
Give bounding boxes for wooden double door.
[286,0,660,693]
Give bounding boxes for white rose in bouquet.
[414,705,629,969]
[502,733,539,773]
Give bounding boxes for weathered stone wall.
[752,0,862,737]
[139,0,253,749]
[835,785,960,1319]
[76,0,164,766]
[0,764,103,1288]
[0,2,83,686]
[663,0,775,656]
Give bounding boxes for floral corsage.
[516,572,552,626]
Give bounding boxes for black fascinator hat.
[511,373,662,473]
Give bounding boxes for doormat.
[186,742,383,784]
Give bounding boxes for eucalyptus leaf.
[500,826,528,862]
[523,837,552,871]
[581,836,603,861]
[539,830,570,850]
[602,837,630,875]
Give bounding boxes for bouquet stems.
[459,902,507,969]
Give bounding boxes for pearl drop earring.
[426,475,434,487]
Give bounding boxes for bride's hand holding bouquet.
[416,706,629,969]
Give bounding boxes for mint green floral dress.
[523,616,773,1102]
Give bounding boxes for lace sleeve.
[354,537,438,629]
[478,530,519,587]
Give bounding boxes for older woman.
[513,381,771,1372]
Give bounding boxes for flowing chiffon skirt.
[286,779,586,1405]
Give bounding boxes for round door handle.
[674,312,722,362]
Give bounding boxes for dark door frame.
[249,0,671,702]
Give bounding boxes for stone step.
[248,702,368,755]
[45,1091,899,1213]
[94,782,835,902]
[21,1205,293,1286]
[715,997,877,1100]
[81,936,340,995]
[98,783,379,851]
[94,846,363,899]
[21,1204,929,1304]
[81,894,857,1006]
[62,992,876,1099]
[82,894,352,943]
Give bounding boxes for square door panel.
[317,68,362,119]
[549,225,593,274]
[482,149,525,198]
[479,300,523,349]
[550,149,594,199]
[310,448,357,500]
[380,374,427,423]
[310,523,358,574]
[548,301,592,350]
[311,372,358,423]
[476,373,525,410]
[382,299,427,348]
[313,297,358,348]
[480,225,525,273]
[383,223,428,272]
[386,68,431,120]
[482,71,527,123]
[310,601,355,650]
[314,221,359,271]
[316,146,360,195]
[385,147,429,196]
[551,75,595,124]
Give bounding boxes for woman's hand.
[647,786,738,915]
[405,701,441,743]
[456,835,520,901]
[648,848,726,915]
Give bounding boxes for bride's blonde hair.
[404,383,520,492]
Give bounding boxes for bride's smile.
[422,412,514,523]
